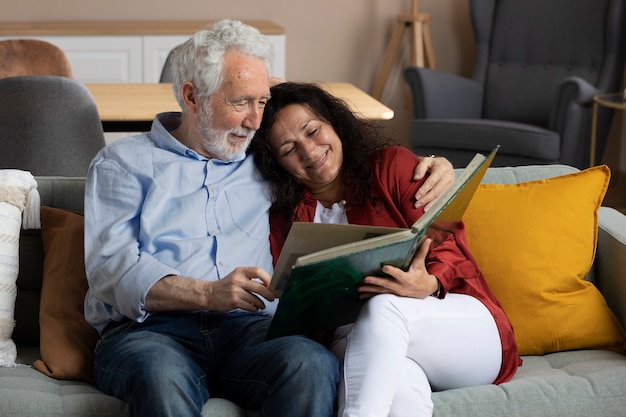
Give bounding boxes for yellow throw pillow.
[462,165,626,355]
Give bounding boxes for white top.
[314,200,348,225]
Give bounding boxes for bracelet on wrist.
[431,279,443,299]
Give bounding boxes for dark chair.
[0,39,73,79]
[0,75,106,177]
[159,44,183,83]
[403,0,626,168]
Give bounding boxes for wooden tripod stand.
[372,0,436,100]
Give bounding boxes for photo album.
[266,146,499,339]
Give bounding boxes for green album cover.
[266,236,419,339]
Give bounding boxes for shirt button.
[212,229,219,235]
[210,186,217,193]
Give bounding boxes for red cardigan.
[269,146,520,384]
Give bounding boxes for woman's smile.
[306,150,329,170]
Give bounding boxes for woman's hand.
[413,156,455,211]
[358,238,439,299]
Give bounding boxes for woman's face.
[267,103,344,196]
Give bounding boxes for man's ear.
[180,81,200,114]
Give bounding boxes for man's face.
[195,50,271,161]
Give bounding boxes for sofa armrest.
[549,76,600,166]
[596,206,626,328]
[550,76,597,129]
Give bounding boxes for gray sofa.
[2,164,626,417]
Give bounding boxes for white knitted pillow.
[0,170,39,367]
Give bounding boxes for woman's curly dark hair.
[250,82,393,221]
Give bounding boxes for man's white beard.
[196,102,255,161]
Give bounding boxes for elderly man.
[84,19,453,417]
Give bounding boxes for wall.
[1,0,474,147]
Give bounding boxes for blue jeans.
[94,311,339,417]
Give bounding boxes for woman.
[251,82,519,416]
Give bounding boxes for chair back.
[472,0,626,127]
[0,75,105,177]
[0,39,73,78]
[159,44,183,83]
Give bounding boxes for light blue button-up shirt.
[84,112,276,334]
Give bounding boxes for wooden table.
[85,82,394,132]
[318,82,395,121]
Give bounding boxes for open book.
[266,146,499,340]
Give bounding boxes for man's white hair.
[170,19,274,110]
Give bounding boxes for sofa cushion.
[432,350,626,417]
[0,357,129,417]
[2,348,253,417]
[462,165,626,355]
[32,206,99,382]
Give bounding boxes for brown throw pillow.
[32,206,99,383]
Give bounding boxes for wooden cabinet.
[0,21,286,83]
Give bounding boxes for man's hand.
[413,156,454,211]
[205,266,276,312]
[145,266,275,313]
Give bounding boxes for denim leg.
[93,315,210,417]
[209,312,340,417]
[93,312,339,417]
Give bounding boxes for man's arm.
[84,158,166,323]
[412,156,454,210]
[144,267,275,313]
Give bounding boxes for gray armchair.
[403,0,626,168]
[0,75,105,176]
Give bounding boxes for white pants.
[335,293,502,417]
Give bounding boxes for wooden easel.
[372,0,436,100]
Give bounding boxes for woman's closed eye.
[306,127,319,138]
[279,144,296,157]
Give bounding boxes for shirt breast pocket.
[223,189,271,241]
